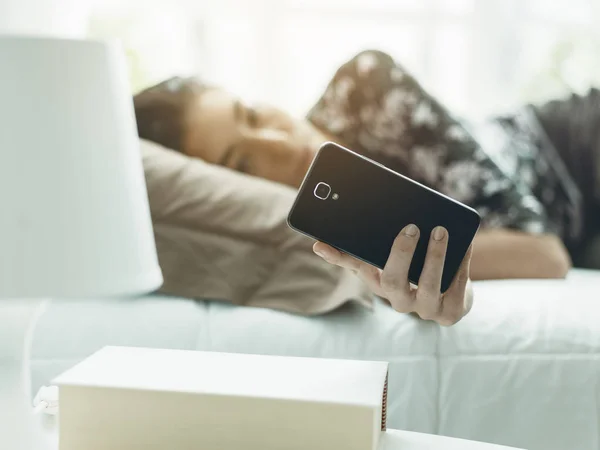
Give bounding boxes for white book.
[54,346,389,450]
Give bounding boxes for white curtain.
[91,0,600,119]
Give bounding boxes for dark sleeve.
[307,50,553,234]
[533,89,600,207]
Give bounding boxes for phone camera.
[314,182,331,200]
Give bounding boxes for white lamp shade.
[0,36,163,298]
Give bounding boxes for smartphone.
[287,142,480,293]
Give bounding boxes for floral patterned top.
[306,50,585,246]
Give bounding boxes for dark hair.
[133,77,209,152]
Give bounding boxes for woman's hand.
[313,224,473,326]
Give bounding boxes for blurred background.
[2,0,599,120]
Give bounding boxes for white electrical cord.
[32,385,59,416]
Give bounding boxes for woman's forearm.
[470,229,571,280]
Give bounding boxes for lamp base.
[0,299,56,450]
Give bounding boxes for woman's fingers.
[314,226,473,326]
[447,243,472,296]
[313,242,359,270]
[380,224,420,311]
[415,227,448,320]
[313,242,383,293]
[439,244,473,326]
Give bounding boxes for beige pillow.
[141,140,372,315]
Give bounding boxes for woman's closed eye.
[235,153,251,173]
[220,144,251,174]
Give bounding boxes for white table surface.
[381,430,524,449]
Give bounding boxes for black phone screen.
[287,142,480,292]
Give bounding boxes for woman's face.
[182,88,329,188]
